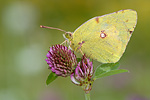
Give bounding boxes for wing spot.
[107,20,110,24]
[126,20,128,22]
[100,30,107,38]
[128,29,133,34]
[129,31,133,34]
[95,17,99,23]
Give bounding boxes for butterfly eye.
[69,33,72,36]
[65,32,72,36]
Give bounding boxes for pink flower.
[71,55,94,93]
[46,44,77,77]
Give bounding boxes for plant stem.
[85,92,90,100]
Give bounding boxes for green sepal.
[77,58,81,63]
[46,72,58,85]
[94,62,128,79]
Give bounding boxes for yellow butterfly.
[41,9,137,63]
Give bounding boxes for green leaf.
[95,62,120,77]
[77,58,81,63]
[99,62,120,70]
[94,69,128,79]
[94,62,128,79]
[46,72,58,85]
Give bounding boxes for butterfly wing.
[71,9,137,63]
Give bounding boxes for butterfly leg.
[78,41,85,55]
[79,49,84,55]
[60,40,67,45]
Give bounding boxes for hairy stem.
[85,92,90,100]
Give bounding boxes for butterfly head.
[63,32,73,41]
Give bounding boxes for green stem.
[85,92,90,100]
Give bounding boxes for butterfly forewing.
[71,9,137,63]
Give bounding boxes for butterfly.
[41,9,137,63]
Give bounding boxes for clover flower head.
[46,44,77,77]
[71,55,94,93]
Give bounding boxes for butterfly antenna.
[40,25,67,33]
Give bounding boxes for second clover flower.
[71,55,94,93]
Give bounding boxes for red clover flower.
[71,55,94,93]
[45,44,77,77]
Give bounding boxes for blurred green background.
[0,0,150,100]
